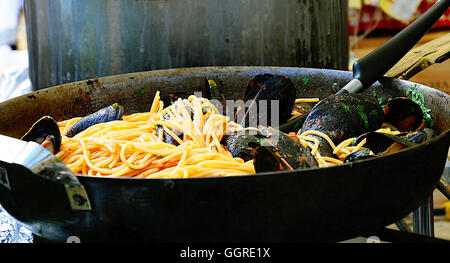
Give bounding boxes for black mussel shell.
[156,113,184,146]
[252,145,292,172]
[361,132,409,155]
[224,126,318,173]
[301,93,384,156]
[222,131,262,162]
[302,93,384,143]
[361,128,438,156]
[402,128,438,143]
[243,73,274,102]
[383,97,423,132]
[156,125,183,146]
[236,75,296,128]
[66,103,124,137]
[253,128,318,172]
[21,116,61,154]
[344,149,376,163]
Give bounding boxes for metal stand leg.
[413,195,434,237]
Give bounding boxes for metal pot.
[0,66,449,242]
[24,0,348,90]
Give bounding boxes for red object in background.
[349,0,450,34]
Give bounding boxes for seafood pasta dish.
[21,74,438,178]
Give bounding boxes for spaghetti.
[56,92,254,178]
[55,92,409,177]
[295,126,402,167]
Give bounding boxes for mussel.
[156,113,183,146]
[21,116,61,154]
[223,126,318,173]
[242,73,274,102]
[343,148,376,162]
[383,97,423,132]
[301,93,384,156]
[364,128,438,156]
[235,74,296,128]
[344,128,438,163]
[66,103,124,137]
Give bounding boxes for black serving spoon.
[280,0,450,133]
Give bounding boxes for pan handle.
[337,0,450,94]
[0,134,91,211]
[0,134,80,187]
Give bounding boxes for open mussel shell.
[383,97,423,132]
[66,103,124,137]
[358,128,438,156]
[21,116,61,154]
[223,126,318,173]
[222,130,262,162]
[343,148,376,163]
[236,74,296,128]
[252,146,293,172]
[253,128,318,172]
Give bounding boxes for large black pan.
[0,66,449,242]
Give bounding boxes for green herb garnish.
[406,84,434,127]
[371,89,377,97]
[302,75,309,85]
[377,97,390,110]
[138,87,148,97]
[357,105,369,130]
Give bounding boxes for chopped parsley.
[138,87,147,97]
[406,84,434,127]
[302,75,309,85]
